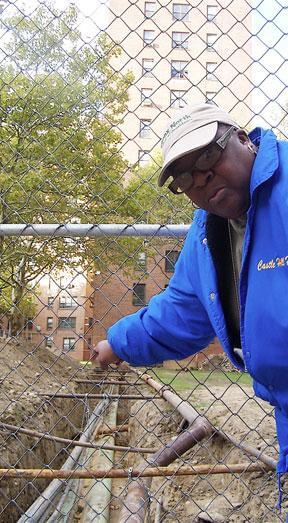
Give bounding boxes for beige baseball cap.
[158,103,239,187]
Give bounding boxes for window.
[207,33,217,51]
[172,32,189,49]
[165,250,179,272]
[171,60,188,78]
[63,337,76,351]
[142,58,154,77]
[206,91,216,102]
[132,283,146,306]
[206,61,217,80]
[171,90,187,108]
[140,119,152,139]
[48,296,54,307]
[26,318,33,331]
[58,317,76,329]
[59,295,77,308]
[141,87,153,106]
[138,252,147,270]
[207,4,218,21]
[145,1,156,17]
[59,276,66,289]
[45,336,53,348]
[143,30,155,46]
[138,150,151,167]
[172,4,190,21]
[47,317,53,330]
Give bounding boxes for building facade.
[91,240,183,347]
[28,269,92,361]
[107,0,253,166]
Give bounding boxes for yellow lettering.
[257,259,276,270]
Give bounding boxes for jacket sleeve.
[107,223,215,366]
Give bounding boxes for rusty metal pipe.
[154,496,163,523]
[131,368,277,469]
[97,424,129,435]
[40,393,160,400]
[119,420,214,523]
[75,380,146,386]
[122,368,278,523]
[0,462,271,479]
[130,369,201,424]
[217,430,277,469]
[0,421,155,454]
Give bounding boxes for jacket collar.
[249,127,279,194]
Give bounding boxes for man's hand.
[92,339,123,369]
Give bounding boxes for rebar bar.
[97,424,129,435]
[40,393,160,400]
[0,462,271,479]
[0,421,155,454]
[75,380,147,386]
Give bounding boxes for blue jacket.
[108,128,288,475]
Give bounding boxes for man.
[94,103,288,489]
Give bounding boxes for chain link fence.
[0,0,287,520]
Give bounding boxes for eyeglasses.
[168,125,236,194]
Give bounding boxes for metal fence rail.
[0,0,287,521]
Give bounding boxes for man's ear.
[236,129,249,145]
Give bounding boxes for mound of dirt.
[127,382,280,522]
[0,339,85,522]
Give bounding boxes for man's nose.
[193,169,214,188]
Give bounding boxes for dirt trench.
[123,386,282,523]
[0,340,87,522]
[0,342,285,523]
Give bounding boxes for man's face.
[171,128,255,220]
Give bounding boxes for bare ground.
[0,341,285,522]
[125,382,282,523]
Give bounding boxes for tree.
[104,151,193,279]
[126,150,193,224]
[0,2,133,334]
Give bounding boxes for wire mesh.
[0,0,287,521]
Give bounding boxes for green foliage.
[0,2,193,331]
[0,272,36,322]
[126,150,193,225]
[0,2,134,330]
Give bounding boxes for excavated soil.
[0,339,86,522]
[125,383,282,523]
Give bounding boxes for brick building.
[90,238,222,367]
[27,269,92,361]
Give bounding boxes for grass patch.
[148,367,252,392]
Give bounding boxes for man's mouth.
[208,187,226,203]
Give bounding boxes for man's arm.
[94,221,215,368]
